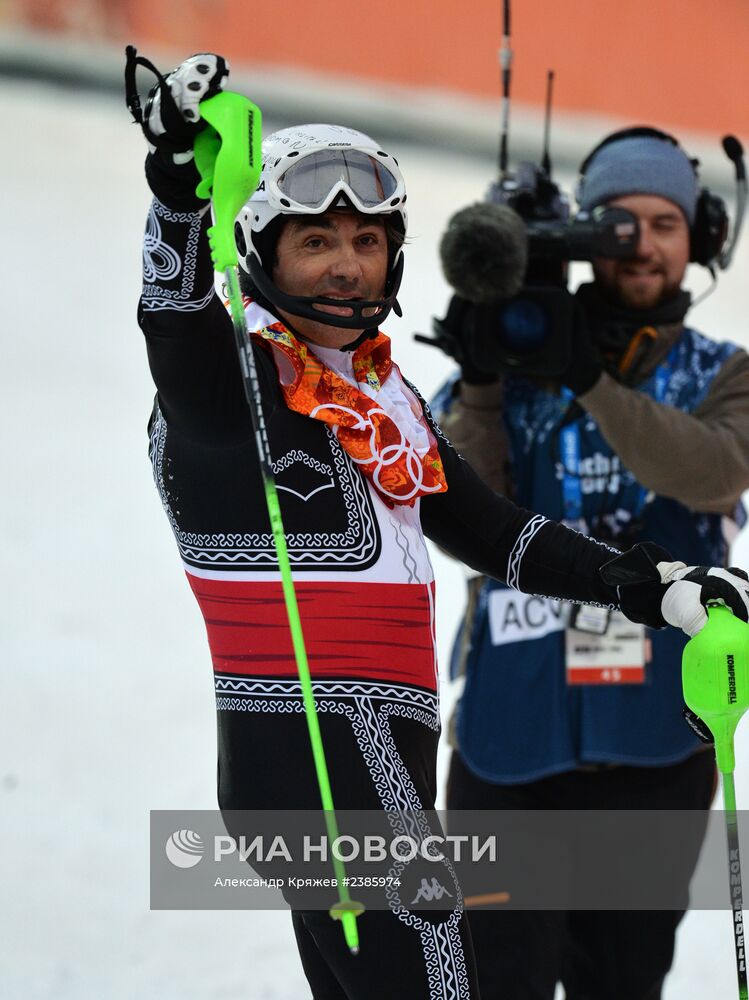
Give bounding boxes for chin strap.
[246,255,403,332]
[279,315,380,353]
[340,328,380,352]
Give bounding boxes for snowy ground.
[3,79,749,999]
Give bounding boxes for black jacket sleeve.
[416,387,622,609]
[137,152,277,445]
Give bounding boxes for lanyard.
[559,350,674,522]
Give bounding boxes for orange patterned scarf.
[254,321,448,508]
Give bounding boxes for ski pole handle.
[682,604,749,773]
[194,91,263,270]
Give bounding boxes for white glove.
[659,563,749,636]
[142,53,229,163]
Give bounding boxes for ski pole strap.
[123,45,142,123]
[124,45,208,157]
[125,45,157,125]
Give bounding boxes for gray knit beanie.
[577,134,698,224]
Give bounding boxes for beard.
[593,263,683,312]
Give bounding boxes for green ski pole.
[683,604,749,1000]
[193,90,365,954]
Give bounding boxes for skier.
[432,128,749,999]
[131,54,749,998]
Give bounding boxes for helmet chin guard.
[235,124,407,331]
[245,254,404,331]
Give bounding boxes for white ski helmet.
[235,124,408,330]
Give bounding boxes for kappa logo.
[410,877,453,905]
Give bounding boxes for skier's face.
[272,211,389,348]
[592,194,690,310]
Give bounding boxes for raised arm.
[133,53,262,444]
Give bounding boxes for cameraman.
[434,130,749,999]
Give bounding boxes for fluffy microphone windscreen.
[439,202,528,303]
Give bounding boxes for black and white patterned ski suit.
[139,154,623,999]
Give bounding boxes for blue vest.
[433,328,743,783]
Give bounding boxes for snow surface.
[3,79,749,999]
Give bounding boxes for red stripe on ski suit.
[186,574,438,691]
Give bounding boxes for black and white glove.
[660,563,749,636]
[125,47,229,164]
[600,541,749,636]
[144,53,228,163]
[600,543,749,748]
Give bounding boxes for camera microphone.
[723,135,746,181]
[718,135,746,270]
[439,202,528,303]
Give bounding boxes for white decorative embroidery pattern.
[142,287,216,313]
[507,513,547,590]
[423,922,472,999]
[149,410,379,568]
[143,203,182,283]
[273,450,335,502]
[391,516,418,584]
[141,198,212,313]
[272,450,333,477]
[214,674,469,997]
[214,676,437,709]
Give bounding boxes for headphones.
[578,126,729,269]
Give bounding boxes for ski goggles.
[271,148,405,214]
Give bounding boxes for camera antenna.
[541,70,554,176]
[498,0,512,180]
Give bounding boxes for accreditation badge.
[487,589,568,646]
[565,610,646,685]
